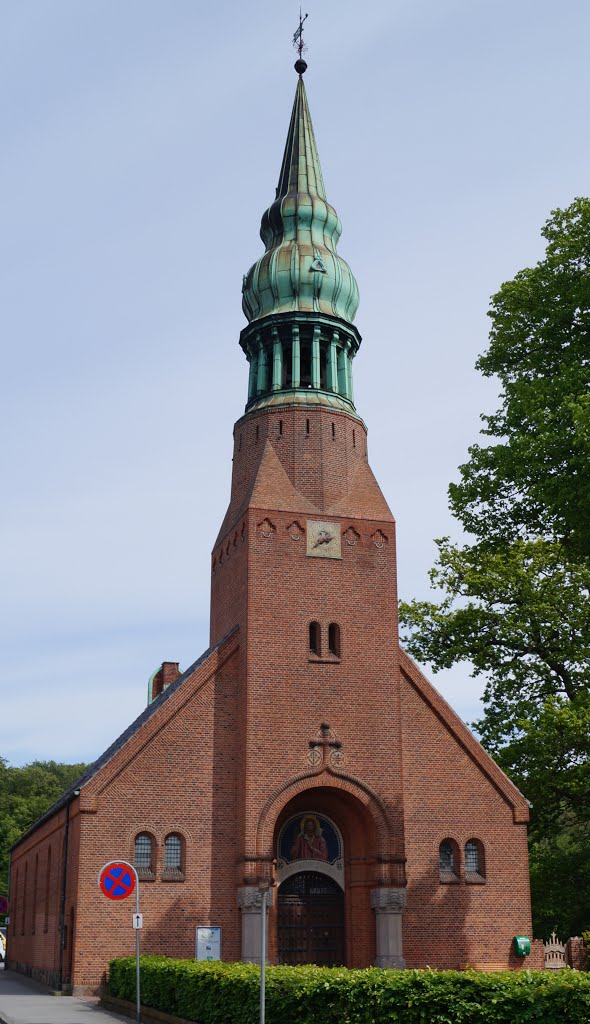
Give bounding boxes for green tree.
[448,197,590,557]
[400,198,590,939]
[0,758,88,900]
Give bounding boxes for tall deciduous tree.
[0,758,87,901]
[400,198,590,939]
[449,197,590,557]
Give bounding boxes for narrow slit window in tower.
[309,621,321,656]
[328,623,341,657]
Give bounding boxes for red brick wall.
[10,398,538,987]
[8,799,81,988]
[399,664,534,970]
[10,633,241,992]
[211,404,408,970]
[70,636,242,990]
[216,405,369,545]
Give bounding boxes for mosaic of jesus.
[290,815,329,861]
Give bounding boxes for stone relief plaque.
[306,520,341,559]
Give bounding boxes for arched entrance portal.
[278,872,345,966]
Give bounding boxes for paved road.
[0,968,129,1024]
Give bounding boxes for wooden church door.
[278,872,344,966]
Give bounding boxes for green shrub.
[108,956,590,1024]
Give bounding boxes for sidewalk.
[0,967,129,1024]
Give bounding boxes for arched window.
[309,621,321,656]
[465,839,485,881]
[134,833,155,880]
[163,834,184,880]
[328,623,341,658]
[439,839,459,882]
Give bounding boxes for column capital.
[237,886,274,912]
[370,887,407,913]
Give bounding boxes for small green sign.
[513,935,531,956]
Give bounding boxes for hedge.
[108,956,590,1024]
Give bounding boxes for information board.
[195,926,222,961]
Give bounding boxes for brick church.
[9,59,541,992]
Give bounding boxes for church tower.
[8,53,539,992]
[210,58,407,968]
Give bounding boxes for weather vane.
[293,9,309,61]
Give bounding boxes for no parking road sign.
[0,896,8,915]
[98,861,136,900]
[98,860,141,1024]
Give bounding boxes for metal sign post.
[259,883,270,1024]
[133,881,141,1024]
[98,860,141,1024]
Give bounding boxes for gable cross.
[308,722,343,767]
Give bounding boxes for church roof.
[11,627,239,850]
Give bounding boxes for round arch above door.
[276,812,344,889]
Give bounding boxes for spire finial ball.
[294,58,307,75]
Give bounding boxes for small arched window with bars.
[134,833,155,880]
[163,834,185,880]
[464,839,485,881]
[438,839,460,882]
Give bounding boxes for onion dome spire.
[242,73,359,326]
[239,62,362,416]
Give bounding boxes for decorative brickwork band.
[370,887,406,969]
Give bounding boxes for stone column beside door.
[370,888,407,968]
[237,886,274,964]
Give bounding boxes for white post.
[259,887,267,1024]
[135,878,141,1024]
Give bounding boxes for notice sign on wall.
[196,926,222,961]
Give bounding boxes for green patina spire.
[242,71,359,326]
[275,74,326,201]
[239,61,362,415]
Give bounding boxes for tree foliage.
[449,197,590,557]
[400,198,590,938]
[0,758,87,900]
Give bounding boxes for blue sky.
[2,0,589,766]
